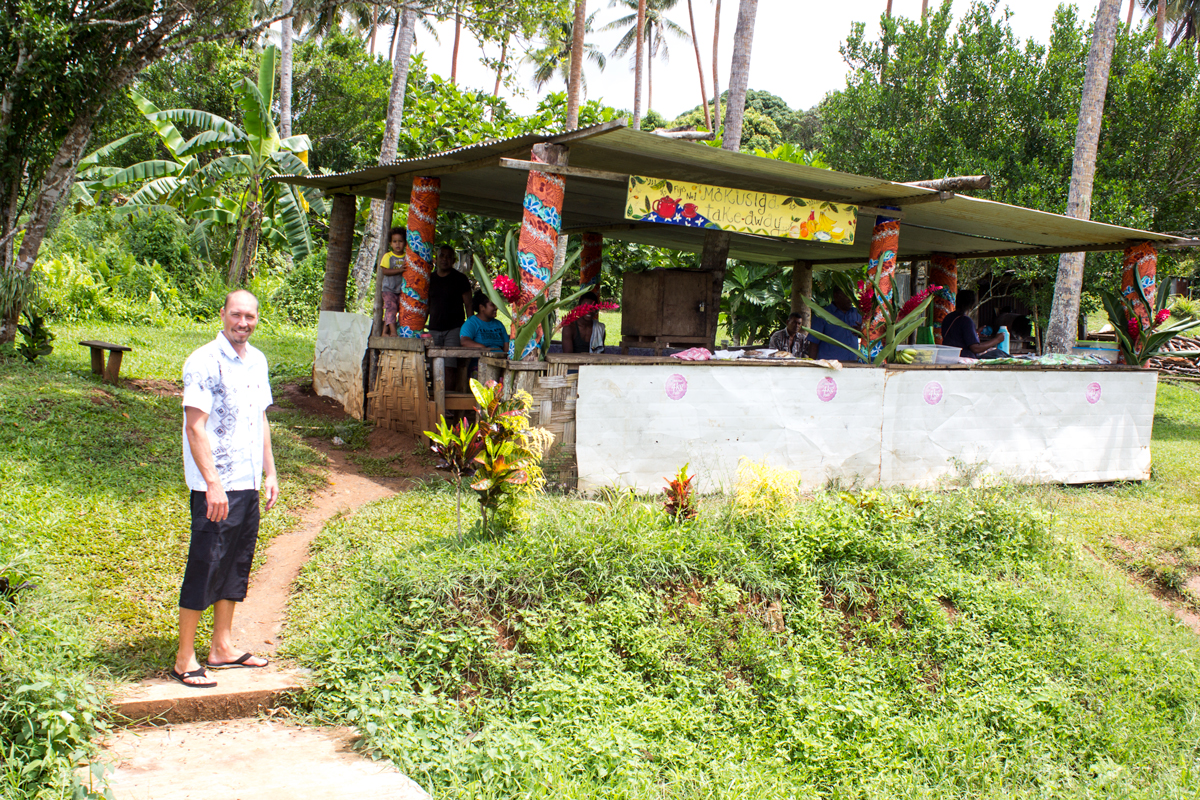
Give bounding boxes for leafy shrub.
[122,207,193,281]
[271,244,334,326]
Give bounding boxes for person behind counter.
[459,291,510,353]
[806,288,863,362]
[427,245,473,348]
[561,291,607,354]
[768,312,807,356]
[942,289,1005,359]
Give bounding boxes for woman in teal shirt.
[459,291,510,353]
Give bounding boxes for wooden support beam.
[700,229,732,349]
[499,158,627,183]
[790,260,813,327]
[857,191,954,208]
[904,175,991,192]
[856,205,906,221]
[367,176,398,407]
[809,240,1155,265]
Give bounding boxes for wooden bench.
[79,340,132,384]
[428,347,484,418]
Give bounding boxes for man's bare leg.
[175,607,214,685]
[207,599,267,667]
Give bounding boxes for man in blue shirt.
[807,288,864,362]
[942,289,1004,358]
[460,291,510,353]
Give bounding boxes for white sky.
[406,0,1148,122]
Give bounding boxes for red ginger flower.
[856,281,874,318]
[1155,309,1171,327]
[559,301,620,329]
[898,285,943,321]
[1128,317,1141,338]
[492,275,519,303]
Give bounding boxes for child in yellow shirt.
[380,227,406,336]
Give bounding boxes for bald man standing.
[173,290,278,687]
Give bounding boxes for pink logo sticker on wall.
[665,373,688,400]
[817,376,838,402]
[923,381,944,405]
[1085,382,1102,404]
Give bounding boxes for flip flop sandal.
[170,667,217,688]
[206,652,269,670]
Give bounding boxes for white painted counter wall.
[575,365,1156,492]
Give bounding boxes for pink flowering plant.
[803,271,940,365]
[1101,280,1200,366]
[472,229,592,361]
[558,301,620,330]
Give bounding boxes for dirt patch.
[277,383,348,419]
[126,378,182,397]
[90,388,117,406]
[938,597,959,621]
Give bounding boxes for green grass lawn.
[1040,380,1200,600]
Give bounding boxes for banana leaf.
[99,160,187,189]
[274,184,314,261]
[149,107,243,139]
[176,130,242,158]
[126,176,184,205]
[129,89,187,158]
[78,133,140,170]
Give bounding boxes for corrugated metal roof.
[274,120,1184,264]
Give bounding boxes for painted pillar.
[929,253,958,345]
[1122,241,1157,349]
[512,143,567,359]
[396,176,442,337]
[862,213,900,359]
[580,232,603,288]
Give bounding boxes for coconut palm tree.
[526,12,607,92]
[685,0,711,131]
[567,0,588,127]
[1046,0,1123,353]
[1139,0,1200,44]
[604,0,689,114]
[721,0,758,151]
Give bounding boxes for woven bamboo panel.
[367,349,434,436]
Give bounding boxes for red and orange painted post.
[397,176,442,337]
[580,232,603,289]
[929,254,958,345]
[511,146,566,358]
[862,213,900,359]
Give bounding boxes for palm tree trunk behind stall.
[712,0,722,134]
[451,6,462,84]
[721,0,759,151]
[633,0,647,127]
[1045,0,1122,353]
[494,35,509,96]
[567,0,587,127]
[280,0,293,138]
[1157,0,1166,43]
[351,9,416,302]
[687,0,712,130]
[1126,0,1135,28]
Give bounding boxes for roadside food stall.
[274,121,1187,492]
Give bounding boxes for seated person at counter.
[460,291,510,354]
[768,312,807,356]
[806,288,863,362]
[561,291,607,354]
[942,289,1004,359]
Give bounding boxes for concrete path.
[92,719,430,800]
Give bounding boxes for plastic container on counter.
[897,344,961,364]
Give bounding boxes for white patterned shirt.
[181,333,273,492]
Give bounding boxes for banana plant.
[472,228,589,361]
[1100,279,1200,366]
[84,46,326,283]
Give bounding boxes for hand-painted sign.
[625,175,857,244]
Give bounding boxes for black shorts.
[179,489,260,611]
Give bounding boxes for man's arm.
[462,289,473,322]
[968,334,1005,354]
[262,411,278,512]
[562,322,577,353]
[184,406,228,522]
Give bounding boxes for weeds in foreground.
[287,484,1200,799]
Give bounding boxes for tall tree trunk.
[1157,0,1166,43]
[922,0,929,19]
[882,0,894,75]
[712,0,722,136]
[352,9,416,302]
[567,0,587,127]
[1045,0,1122,354]
[722,0,758,151]
[280,0,294,138]
[451,7,462,84]
[1126,0,1135,28]
[494,35,509,96]
[686,0,712,130]
[647,30,654,115]
[369,8,379,54]
[633,0,647,127]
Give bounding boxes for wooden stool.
[79,340,132,384]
